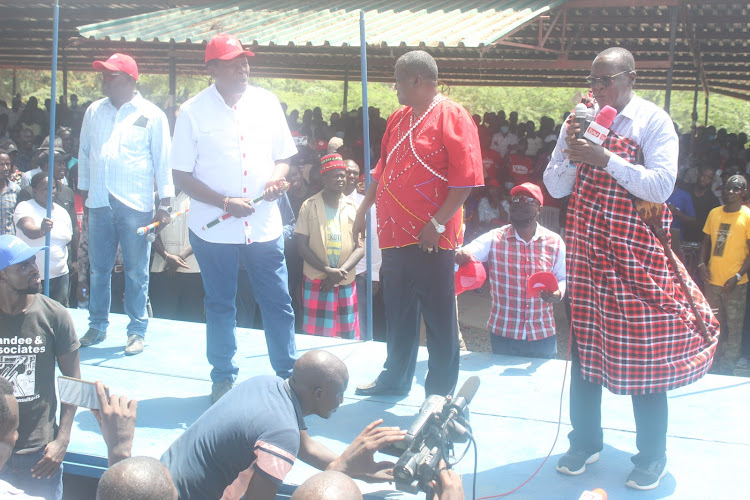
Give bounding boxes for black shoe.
[556,448,600,475]
[355,379,409,396]
[625,456,667,490]
[79,328,106,347]
[211,379,234,405]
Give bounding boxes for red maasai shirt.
[372,98,484,250]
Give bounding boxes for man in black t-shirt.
[686,166,721,243]
[0,235,80,500]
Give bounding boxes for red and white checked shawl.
[567,101,718,395]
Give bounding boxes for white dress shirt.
[348,191,382,279]
[544,94,678,203]
[170,84,297,244]
[78,92,174,212]
[489,131,518,157]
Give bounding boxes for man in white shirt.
[544,47,717,491]
[77,53,174,356]
[170,34,298,404]
[489,120,518,158]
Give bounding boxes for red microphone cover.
[595,106,617,129]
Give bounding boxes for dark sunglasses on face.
[585,70,630,88]
[725,185,745,193]
[511,195,538,205]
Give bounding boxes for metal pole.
[44,0,60,297]
[705,93,709,127]
[690,82,698,158]
[664,6,677,113]
[12,69,16,96]
[359,11,373,341]
[169,48,177,132]
[62,47,68,108]
[343,67,349,113]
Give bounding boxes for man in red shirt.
[353,50,483,397]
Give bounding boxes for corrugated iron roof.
[78,0,567,48]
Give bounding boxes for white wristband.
[736,273,742,281]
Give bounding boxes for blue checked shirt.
[78,92,174,212]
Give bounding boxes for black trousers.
[378,246,459,397]
[149,272,205,323]
[568,333,668,463]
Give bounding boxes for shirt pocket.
[120,125,149,154]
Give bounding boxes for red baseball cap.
[455,258,487,295]
[526,271,559,298]
[510,182,544,206]
[92,53,139,81]
[205,33,255,63]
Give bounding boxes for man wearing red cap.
[295,154,363,339]
[170,34,298,403]
[353,50,484,397]
[78,53,173,356]
[456,182,565,359]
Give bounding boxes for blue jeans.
[88,196,152,338]
[490,333,557,359]
[0,449,63,500]
[189,231,297,382]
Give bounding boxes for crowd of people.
[0,38,748,498]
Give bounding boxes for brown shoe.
[79,328,106,347]
[124,334,144,355]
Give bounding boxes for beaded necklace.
[385,94,447,183]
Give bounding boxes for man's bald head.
[290,350,349,418]
[96,457,177,500]
[291,350,348,389]
[594,47,635,73]
[290,471,363,500]
[395,50,438,83]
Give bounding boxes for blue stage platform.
[64,309,749,499]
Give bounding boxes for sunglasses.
[511,195,539,205]
[585,70,631,88]
[725,185,745,193]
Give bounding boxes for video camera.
[383,376,480,494]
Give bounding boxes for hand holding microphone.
[564,105,617,168]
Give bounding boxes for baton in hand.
[136,209,189,235]
[202,180,290,231]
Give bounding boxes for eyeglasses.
[585,70,631,88]
[511,195,539,205]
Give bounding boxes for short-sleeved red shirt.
[372,99,484,250]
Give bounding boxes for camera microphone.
[447,376,480,417]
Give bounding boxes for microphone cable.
[476,321,573,499]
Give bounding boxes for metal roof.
[77,0,567,48]
[1,1,750,101]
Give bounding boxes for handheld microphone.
[583,106,617,145]
[568,103,589,167]
[447,376,480,418]
[573,103,589,140]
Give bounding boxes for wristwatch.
[157,204,173,215]
[430,217,446,234]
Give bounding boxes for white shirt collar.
[511,222,545,244]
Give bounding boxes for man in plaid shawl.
[544,47,718,491]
